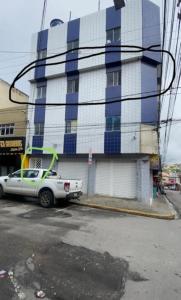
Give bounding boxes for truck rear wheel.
[0,185,4,199]
[39,189,54,208]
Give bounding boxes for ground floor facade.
[28,154,155,204]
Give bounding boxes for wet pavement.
[0,196,181,299]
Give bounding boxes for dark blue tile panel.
[106,86,121,116]
[142,0,161,63]
[32,136,44,153]
[65,93,78,120]
[104,131,121,154]
[37,29,48,50]
[106,6,121,30]
[141,63,158,124]
[34,99,46,123]
[66,18,80,74]
[64,134,77,154]
[67,19,80,42]
[105,42,121,66]
[35,29,48,80]
[66,52,79,74]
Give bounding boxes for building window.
[65,120,77,134]
[106,27,121,43]
[106,117,120,131]
[67,40,79,53]
[37,49,47,60]
[37,85,46,99]
[34,123,44,136]
[67,78,79,93]
[0,123,14,136]
[107,70,121,87]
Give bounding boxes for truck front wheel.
[39,189,54,208]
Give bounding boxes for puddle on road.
[18,209,72,220]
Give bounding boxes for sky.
[0,0,180,164]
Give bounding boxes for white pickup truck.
[0,169,82,208]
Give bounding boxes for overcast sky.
[0,0,180,164]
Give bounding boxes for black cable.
[9,44,175,106]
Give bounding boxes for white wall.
[121,0,142,61]
[78,10,106,71]
[77,68,106,154]
[46,23,67,78]
[26,83,36,149]
[43,77,66,154]
[121,60,141,153]
[29,33,38,81]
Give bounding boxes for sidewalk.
[71,195,176,220]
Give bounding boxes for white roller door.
[58,159,88,194]
[95,160,137,199]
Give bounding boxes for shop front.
[0,137,25,176]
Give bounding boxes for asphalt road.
[166,190,181,217]
[0,196,181,300]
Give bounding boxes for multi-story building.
[27,0,161,203]
[0,79,28,175]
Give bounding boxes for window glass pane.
[113,71,121,86]
[75,78,79,92]
[67,80,73,93]
[39,123,44,135]
[67,40,79,53]
[107,72,114,86]
[71,120,77,133]
[65,121,71,133]
[38,49,47,60]
[6,127,10,135]
[67,78,79,93]
[10,128,14,135]
[1,128,5,135]
[114,27,121,42]
[11,170,21,178]
[106,117,112,131]
[113,117,120,131]
[106,29,113,43]
[37,85,46,98]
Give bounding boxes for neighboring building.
[0,79,28,175]
[27,0,161,203]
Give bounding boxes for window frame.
[106,27,121,43]
[106,116,121,132]
[37,85,46,99]
[37,49,47,60]
[67,40,79,53]
[107,70,121,87]
[65,120,77,134]
[34,123,44,136]
[0,123,15,136]
[67,77,79,94]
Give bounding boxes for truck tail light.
[64,182,70,192]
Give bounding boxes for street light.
[113,0,125,9]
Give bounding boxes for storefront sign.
[0,137,25,154]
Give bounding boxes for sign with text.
[0,137,25,154]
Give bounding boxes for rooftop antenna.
[40,0,47,31]
[69,11,72,21]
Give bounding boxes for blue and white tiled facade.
[27,0,161,202]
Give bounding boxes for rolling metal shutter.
[95,160,137,199]
[58,159,88,194]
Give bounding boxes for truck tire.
[39,189,54,208]
[0,185,4,199]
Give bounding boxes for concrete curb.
[71,201,176,220]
